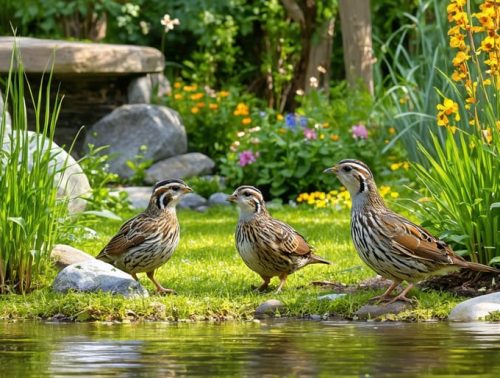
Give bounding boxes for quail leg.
[146,271,177,295]
[369,280,400,303]
[254,276,271,292]
[387,283,415,304]
[275,273,288,293]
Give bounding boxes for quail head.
[325,159,499,303]
[227,185,331,293]
[96,179,192,294]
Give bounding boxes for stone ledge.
[0,37,164,74]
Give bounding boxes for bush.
[412,0,499,266]
[219,84,404,199]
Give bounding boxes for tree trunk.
[339,0,374,95]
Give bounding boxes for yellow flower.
[209,103,219,110]
[191,107,199,114]
[479,36,495,52]
[482,128,493,144]
[218,90,230,97]
[196,102,205,108]
[233,103,249,116]
[483,78,492,86]
[174,82,182,89]
[174,93,183,100]
[390,192,400,199]
[183,85,197,92]
[496,121,500,131]
[330,134,340,141]
[389,127,396,135]
[452,51,470,66]
[277,114,284,121]
[242,117,252,125]
[190,93,204,100]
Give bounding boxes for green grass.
[0,206,462,321]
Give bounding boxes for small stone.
[120,186,151,209]
[317,293,347,301]
[178,193,208,209]
[208,192,230,206]
[254,299,284,319]
[449,292,500,322]
[355,301,411,320]
[50,244,94,271]
[309,314,322,321]
[127,75,152,104]
[195,205,209,213]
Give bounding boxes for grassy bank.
[0,206,461,321]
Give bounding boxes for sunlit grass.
[0,206,463,321]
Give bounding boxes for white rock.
[2,130,91,213]
[449,292,500,321]
[254,299,284,318]
[317,293,346,301]
[53,259,149,298]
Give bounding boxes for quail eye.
[343,166,352,172]
[244,192,251,197]
[171,186,180,191]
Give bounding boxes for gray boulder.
[449,292,500,321]
[53,259,149,298]
[355,301,411,320]
[85,104,187,179]
[209,192,231,206]
[50,244,94,271]
[178,193,208,210]
[145,152,215,184]
[127,73,171,104]
[2,131,91,213]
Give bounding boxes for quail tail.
[463,261,500,274]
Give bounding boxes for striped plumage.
[325,159,500,302]
[96,179,192,294]
[228,186,331,292]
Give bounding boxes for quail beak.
[183,186,193,194]
[323,166,339,174]
[227,194,237,203]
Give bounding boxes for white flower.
[296,89,305,96]
[139,21,150,35]
[309,76,318,88]
[161,14,180,33]
[317,65,327,74]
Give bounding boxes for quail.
[228,185,331,293]
[324,159,499,302]
[96,179,192,294]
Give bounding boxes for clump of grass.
[0,46,68,293]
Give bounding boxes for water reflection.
[1,321,500,377]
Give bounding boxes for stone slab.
[0,37,164,74]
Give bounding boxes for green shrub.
[0,48,68,293]
[219,84,403,199]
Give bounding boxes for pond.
[1,320,500,377]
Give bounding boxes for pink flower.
[352,124,368,139]
[239,150,257,166]
[303,128,317,140]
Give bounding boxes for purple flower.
[303,128,317,140]
[239,150,257,167]
[285,113,296,129]
[352,124,368,139]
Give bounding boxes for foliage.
[220,84,403,199]
[375,0,452,162]
[186,176,227,199]
[413,0,500,266]
[0,49,68,293]
[78,144,131,214]
[162,82,262,160]
[125,144,153,185]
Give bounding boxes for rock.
[145,152,215,184]
[178,193,208,210]
[194,205,209,213]
[121,186,152,209]
[355,301,411,320]
[2,131,91,213]
[255,299,285,319]
[127,73,171,104]
[85,104,187,178]
[317,293,347,301]
[0,37,164,74]
[0,88,11,132]
[209,192,231,206]
[449,292,500,321]
[50,244,94,271]
[53,259,149,298]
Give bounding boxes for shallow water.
[1,320,500,377]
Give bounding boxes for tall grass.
[0,46,68,293]
[375,0,452,162]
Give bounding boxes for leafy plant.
[0,48,68,293]
[186,176,226,199]
[413,0,499,266]
[125,144,153,185]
